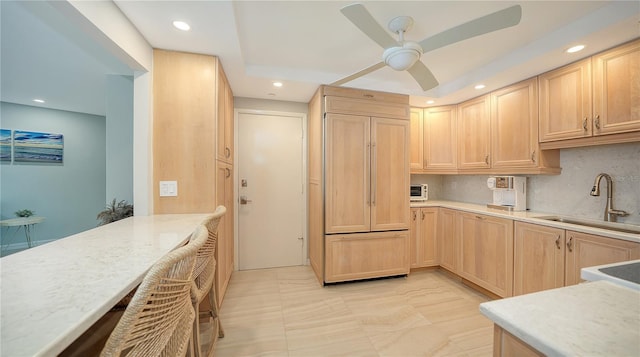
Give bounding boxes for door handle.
[240,196,252,205]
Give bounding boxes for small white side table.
[0,216,45,248]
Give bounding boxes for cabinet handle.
[567,236,573,252]
[582,117,588,131]
[594,115,600,130]
[225,168,231,178]
[555,235,561,249]
[372,143,377,206]
[412,211,417,221]
[485,154,489,165]
[363,94,374,98]
[530,150,536,163]
[475,215,485,220]
[421,210,426,220]
[225,147,231,158]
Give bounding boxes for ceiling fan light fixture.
[382,42,423,71]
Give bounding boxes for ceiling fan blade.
[419,5,522,53]
[330,62,386,86]
[341,4,398,49]
[407,61,439,91]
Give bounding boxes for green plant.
[15,209,35,217]
[97,199,134,226]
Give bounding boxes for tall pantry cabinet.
[152,49,234,307]
[308,86,411,285]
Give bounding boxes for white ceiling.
[2,1,639,116]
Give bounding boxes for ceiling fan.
[331,3,523,91]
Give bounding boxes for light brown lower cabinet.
[215,161,234,307]
[493,325,544,357]
[438,208,458,273]
[564,230,640,286]
[514,222,640,293]
[458,212,514,297]
[324,231,409,283]
[410,207,438,268]
[513,222,565,295]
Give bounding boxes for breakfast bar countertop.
[0,213,209,357]
[480,280,640,357]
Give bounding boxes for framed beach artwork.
[0,129,11,162]
[14,130,64,163]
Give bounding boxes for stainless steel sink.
[536,216,640,234]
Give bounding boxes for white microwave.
[410,184,428,201]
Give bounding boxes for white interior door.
[237,111,305,270]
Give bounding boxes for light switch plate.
[159,181,178,197]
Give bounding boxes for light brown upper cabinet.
[539,39,640,149]
[592,39,640,135]
[539,58,593,142]
[458,95,491,170]
[423,106,457,171]
[409,108,424,170]
[216,67,234,163]
[410,106,457,173]
[491,78,540,170]
[324,113,409,234]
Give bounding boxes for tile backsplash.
[412,142,640,225]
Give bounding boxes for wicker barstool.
[191,206,226,357]
[100,225,209,357]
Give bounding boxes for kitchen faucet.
[590,173,629,222]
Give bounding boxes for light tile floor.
[213,266,495,357]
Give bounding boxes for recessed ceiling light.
[33,99,45,103]
[272,82,283,87]
[426,100,435,104]
[474,84,486,90]
[566,45,585,53]
[172,21,190,31]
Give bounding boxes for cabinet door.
[513,222,565,295]
[592,39,640,135]
[565,230,640,286]
[325,113,370,233]
[410,208,421,268]
[539,58,592,141]
[458,95,491,169]
[215,161,234,307]
[458,212,514,297]
[409,108,424,170]
[370,117,410,231]
[423,106,457,170]
[438,208,457,273]
[324,231,410,283]
[216,67,233,163]
[418,208,438,267]
[491,78,539,168]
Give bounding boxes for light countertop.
[581,259,640,291]
[410,200,640,243]
[479,281,640,356]
[0,213,209,357]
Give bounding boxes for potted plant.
[15,209,35,218]
[97,199,133,226]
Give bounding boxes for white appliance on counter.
[410,184,428,201]
[487,176,526,211]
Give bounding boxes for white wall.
[234,97,308,114]
[106,75,134,204]
[416,142,640,224]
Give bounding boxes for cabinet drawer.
[325,96,409,119]
[324,231,409,283]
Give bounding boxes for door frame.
[233,108,308,270]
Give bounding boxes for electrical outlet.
[159,181,178,197]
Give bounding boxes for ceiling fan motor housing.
[382,42,423,71]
